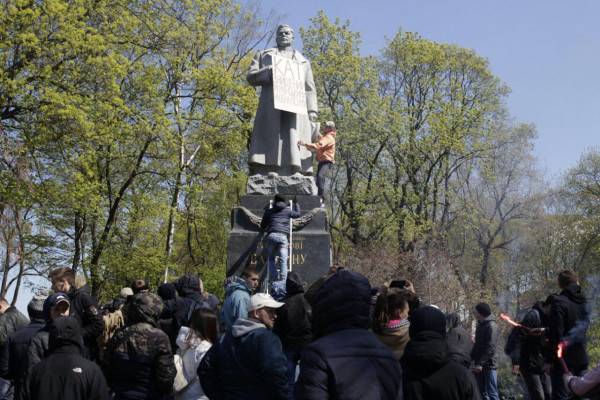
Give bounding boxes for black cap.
[475,302,492,318]
[43,292,70,321]
[409,306,447,337]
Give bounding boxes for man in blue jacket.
[220,267,260,333]
[260,194,301,298]
[198,293,289,400]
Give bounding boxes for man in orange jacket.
[298,121,336,201]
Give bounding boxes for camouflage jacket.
[103,321,176,398]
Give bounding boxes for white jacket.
[173,327,212,400]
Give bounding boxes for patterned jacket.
[103,292,176,399]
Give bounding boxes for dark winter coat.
[198,318,289,400]
[295,270,402,400]
[519,307,547,372]
[27,326,50,372]
[549,283,589,370]
[67,285,104,356]
[471,315,499,368]
[402,331,481,400]
[0,306,29,345]
[25,316,110,400]
[172,275,216,338]
[0,319,44,400]
[446,325,473,369]
[273,272,312,348]
[260,201,301,235]
[103,292,176,400]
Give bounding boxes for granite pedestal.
[226,194,331,287]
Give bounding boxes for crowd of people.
[0,265,596,400]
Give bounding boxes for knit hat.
[119,287,133,299]
[324,121,335,130]
[27,291,48,321]
[408,305,447,337]
[157,283,176,301]
[475,302,492,318]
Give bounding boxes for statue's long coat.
[247,48,318,174]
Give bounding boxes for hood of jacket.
[560,283,586,305]
[224,276,251,297]
[157,282,177,301]
[273,201,288,211]
[175,274,201,298]
[48,316,83,353]
[312,270,371,338]
[231,317,266,338]
[402,331,449,377]
[127,292,163,326]
[286,272,305,296]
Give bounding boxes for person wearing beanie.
[401,306,481,400]
[25,316,109,400]
[471,302,499,400]
[295,269,402,400]
[27,292,71,372]
[0,292,48,400]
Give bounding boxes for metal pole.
[289,199,293,273]
[264,199,273,294]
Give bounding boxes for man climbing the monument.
[247,24,318,176]
[299,120,337,201]
[260,194,301,299]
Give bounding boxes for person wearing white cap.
[198,293,289,400]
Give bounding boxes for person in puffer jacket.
[173,308,217,400]
[294,269,402,400]
[198,293,288,400]
[103,292,176,400]
[402,306,481,400]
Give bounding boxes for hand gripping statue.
[247,24,318,177]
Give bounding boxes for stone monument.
[226,24,331,286]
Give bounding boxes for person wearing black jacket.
[505,302,551,400]
[471,302,500,400]
[49,268,104,359]
[25,316,109,400]
[260,194,301,297]
[171,274,215,339]
[0,293,47,400]
[294,270,402,400]
[273,272,312,397]
[403,306,481,400]
[446,313,473,369]
[547,270,589,400]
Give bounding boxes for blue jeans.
[285,347,302,399]
[476,368,499,400]
[265,232,288,283]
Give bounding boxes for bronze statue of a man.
[247,24,318,176]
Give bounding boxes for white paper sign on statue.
[272,54,307,115]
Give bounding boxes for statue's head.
[276,24,294,48]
